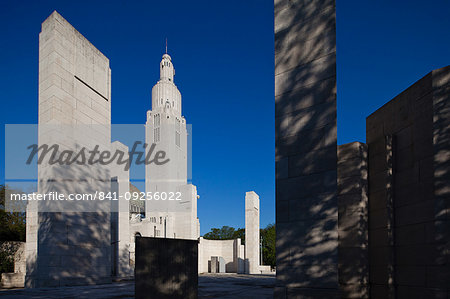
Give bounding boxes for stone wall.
[0,241,26,289]
[366,66,450,298]
[198,238,244,274]
[337,142,369,298]
[274,0,338,297]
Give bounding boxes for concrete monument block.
[234,238,245,274]
[366,65,450,297]
[27,11,112,288]
[245,191,260,274]
[337,142,369,298]
[135,237,198,299]
[219,257,226,273]
[274,0,338,296]
[210,256,219,273]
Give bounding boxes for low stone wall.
[258,265,272,274]
[198,238,244,274]
[1,241,26,288]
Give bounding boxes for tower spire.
[165,38,167,54]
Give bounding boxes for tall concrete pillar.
[274,0,338,297]
[245,191,260,274]
[26,11,112,287]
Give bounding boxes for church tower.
[144,52,199,240]
[147,53,187,186]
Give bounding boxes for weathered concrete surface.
[28,10,112,288]
[135,237,198,299]
[275,0,338,297]
[0,274,275,298]
[337,142,369,298]
[366,65,450,298]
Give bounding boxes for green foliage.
[261,223,276,267]
[203,226,236,240]
[0,247,14,274]
[233,228,245,245]
[202,223,276,267]
[0,185,26,241]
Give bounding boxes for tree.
[261,223,276,267]
[233,228,245,245]
[203,226,236,240]
[0,184,26,276]
[0,185,26,241]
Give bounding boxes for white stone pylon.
[245,191,260,274]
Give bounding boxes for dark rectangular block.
[395,265,426,286]
[289,145,337,177]
[394,165,420,188]
[281,264,338,288]
[275,53,336,97]
[275,77,335,117]
[395,200,435,226]
[278,100,336,138]
[276,199,290,223]
[338,176,364,195]
[369,228,389,248]
[369,189,387,211]
[395,146,415,172]
[135,237,198,299]
[396,126,412,150]
[338,228,368,248]
[276,170,336,201]
[275,0,338,296]
[275,9,336,74]
[369,266,388,285]
[395,244,439,266]
[396,285,447,299]
[368,171,387,194]
[426,265,450,288]
[338,193,366,213]
[369,208,388,229]
[395,223,425,246]
[275,123,336,159]
[274,0,335,30]
[369,246,390,266]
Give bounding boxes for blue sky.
[1,1,449,234]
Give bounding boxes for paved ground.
[199,273,275,298]
[0,273,275,298]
